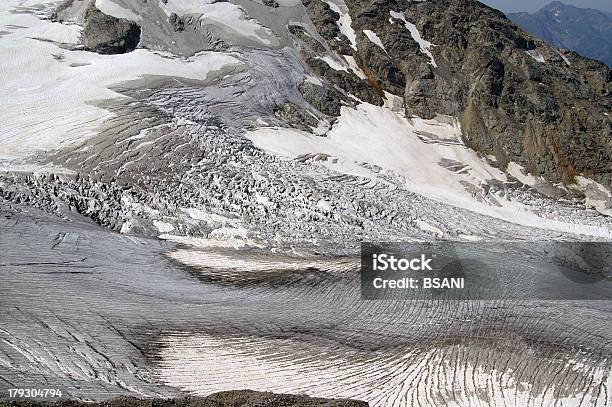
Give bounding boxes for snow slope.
[247,103,612,238]
[95,0,141,21]
[156,333,611,407]
[159,0,277,46]
[0,0,240,160]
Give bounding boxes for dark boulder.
[81,4,141,54]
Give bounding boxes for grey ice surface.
[0,202,610,402]
[0,1,611,404]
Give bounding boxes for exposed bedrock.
[169,13,185,32]
[81,4,141,54]
[302,0,354,55]
[299,81,351,117]
[302,0,612,189]
[262,0,280,8]
[275,102,321,131]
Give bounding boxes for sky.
[480,0,612,13]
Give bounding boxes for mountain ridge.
[299,0,611,188]
[508,1,612,66]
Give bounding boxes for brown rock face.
[301,0,611,188]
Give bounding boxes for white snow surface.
[248,104,498,207]
[95,0,141,21]
[0,0,240,160]
[158,0,215,15]
[247,103,612,238]
[159,0,276,46]
[181,207,241,227]
[156,333,611,407]
[390,10,437,67]
[153,220,175,233]
[166,251,355,273]
[322,0,358,51]
[506,162,548,187]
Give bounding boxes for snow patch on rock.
[557,50,571,66]
[314,55,348,72]
[416,219,444,237]
[572,176,612,216]
[526,49,545,63]
[322,0,358,51]
[390,10,437,67]
[95,0,141,21]
[363,30,388,55]
[343,55,367,79]
[506,162,547,187]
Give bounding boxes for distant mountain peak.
[544,2,566,16]
[544,1,566,8]
[508,2,612,66]
[541,1,602,13]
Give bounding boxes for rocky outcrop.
[295,3,384,106]
[263,0,280,8]
[1,391,369,406]
[299,81,351,116]
[302,0,611,189]
[169,13,185,32]
[81,4,141,54]
[395,0,611,187]
[275,102,320,132]
[301,0,353,55]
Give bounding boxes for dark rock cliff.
[301,0,611,189]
